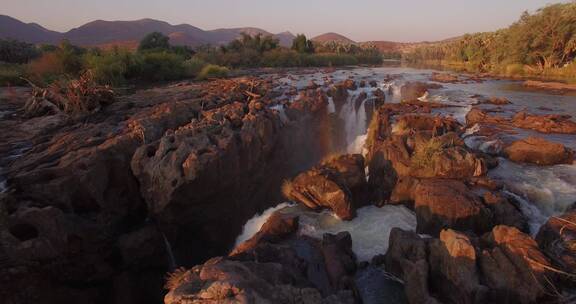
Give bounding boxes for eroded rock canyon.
[1,68,575,304]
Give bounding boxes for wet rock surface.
[0,76,339,303]
[282,154,368,220]
[1,67,576,304]
[165,214,358,304]
[504,136,574,165]
[385,225,559,304]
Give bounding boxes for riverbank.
[406,60,576,85]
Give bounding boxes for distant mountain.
[0,15,60,44]
[275,31,296,48]
[0,15,295,48]
[64,19,210,47]
[312,32,356,44]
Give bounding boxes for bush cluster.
[0,32,383,86]
[405,2,576,80]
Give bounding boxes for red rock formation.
[512,110,576,134]
[536,208,576,279]
[504,136,574,165]
[282,154,367,220]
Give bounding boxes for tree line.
[404,2,576,78]
[0,32,383,86]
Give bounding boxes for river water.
[235,66,576,261]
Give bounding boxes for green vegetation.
[292,34,315,53]
[196,64,230,80]
[194,33,381,68]
[0,39,40,64]
[138,32,170,51]
[411,137,448,169]
[0,31,382,87]
[405,2,576,81]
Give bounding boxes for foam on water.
[291,205,417,262]
[503,190,549,235]
[269,104,289,123]
[234,202,294,246]
[327,97,336,113]
[489,158,576,227]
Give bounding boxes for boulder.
[321,232,358,292]
[231,213,299,256]
[392,114,461,136]
[482,192,527,232]
[283,154,367,220]
[400,82,442,102]
[465,107,509,127]
[482,97,511,105]
[504,136,574,165]
[512,110,576,134]
[385,228,440,304]
[430,72,460,83]
[428,229,488,303]
[480,225,556,303]
[164,257,355,304]
[536,208,576,277]
[414,179,493,236]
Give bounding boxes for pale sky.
[1,0,570,42]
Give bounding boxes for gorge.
[1,66,576,304]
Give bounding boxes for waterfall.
[161,232,177,271]
[327,97,336,113]
[234,202,294,246]
[0,166,6,193]
[503,190,548,236]
[340,92,369,153]
[270,104,289,124]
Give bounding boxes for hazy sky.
[1,0,569,42]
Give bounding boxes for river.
[235,66,576,262]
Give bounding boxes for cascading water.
[489,158,576,232]
[339,89,373,154]
[237,204,417,262]
[235,67,576,302]
[162,232,177,271]
[234,202,294,246]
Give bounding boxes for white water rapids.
[233,204,417,262]
[236,67,576,268]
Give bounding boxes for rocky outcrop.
[0,77,336,304]
[512,110,576,134]
[465,107,509,126]
[536,208,576,278]
[504,136,574,165]
[321,232,358,292]
[481,97,511,105]
[282,154,368,220]
[386,226,558,304]
[165,213,358,304]
[366,107,489,208]
[131,88,335,265]
[384,228,439,304]
[482,191,527,231]
[428,229,488,304]
[414,179,493,236]
[230,213,299,256]
[523,80,576,92]
[164,257,355,304]
[481,225,557,303]
[430,72,460,83]
[400,82,442,102]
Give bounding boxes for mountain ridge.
[0,15,296,48]
[0,15,432,52]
